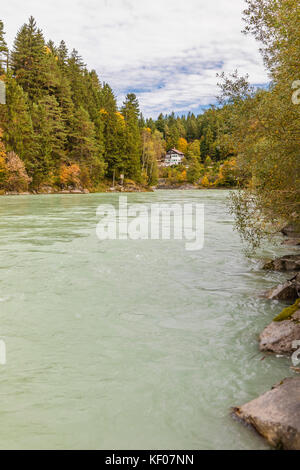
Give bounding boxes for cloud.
[1,0,268,117]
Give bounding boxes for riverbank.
[232,228,300,449]
[1,181,151,195]
[1,183,234,195]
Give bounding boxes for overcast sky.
[1,0,268,117]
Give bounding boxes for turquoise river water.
[0,190,296,449]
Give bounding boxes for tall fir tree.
[121,93,141,179]
[31,94,67,184]
[10,16,47,101]
[1,75,37,175]
[0,20,8,73]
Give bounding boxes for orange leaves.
[5,152,31,191]
[60,164,81,188]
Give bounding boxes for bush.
[5,151,31,192]
[60,164,81,188]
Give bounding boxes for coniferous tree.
[31,95,66,184]
[100,84,125,177]
[2,75,37,174]
[11,16,47,101]
[0,20,8,73]
[70,106,99,164]
[121,93,141,179]
[57,41,68,64]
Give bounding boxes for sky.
[1,0,268,118]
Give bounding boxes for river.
[0,190,293,449]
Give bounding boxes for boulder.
[281,224,300,238]
[263,255,300,272]
[282,238,300,246]
[264,274,300,301]
[233,377,300,450]
[259,309,300,354]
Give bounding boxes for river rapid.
[0,190,293,449]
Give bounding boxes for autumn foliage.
[59,164,81,188]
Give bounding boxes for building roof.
[166,148,185,156]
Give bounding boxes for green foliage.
[223,0,300,249]
[2,75,37,173]
[121,93,142,180]
[187,157,202,184]
[0,15,246,193]
[0,20,8,73]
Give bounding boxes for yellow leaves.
[44,46,51,55]
[116,111,125,121]
[177,137,188,154]
[201,175,211,188]
[100,108,107,115]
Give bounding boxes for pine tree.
[46,40,57,55]
[10,16,47,101]
[57,40,69,72]
[100,84,125,177]
[31,94,67,184]
[156,113,166,135]
[67,49,87,108]
[1,75,37,175]
[0,20,8,73]
[121,93,141,179]
[70,106,98,163]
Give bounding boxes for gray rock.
[259,309,300,354]
[282,238,300,246]
[265,274,300,301]
[263,255,300,272]
[281,224,300,238]
[233,377,300,450]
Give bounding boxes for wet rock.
[39,185,54,194]
[265,274,300,301]
[70,189,84,194]
[282,238,300,246]
[281,224,300,239]
[233,377,300,450]
[259,308,300,354]
[263,255,300,272]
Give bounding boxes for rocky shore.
[2,181,150,195]
[233,226,300,450]
[233,377,300,450]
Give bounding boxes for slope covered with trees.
[0,16,237,193]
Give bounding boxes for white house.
[163,148,185,167]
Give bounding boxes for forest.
[0,0,299,248]
[0,15,238,194]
